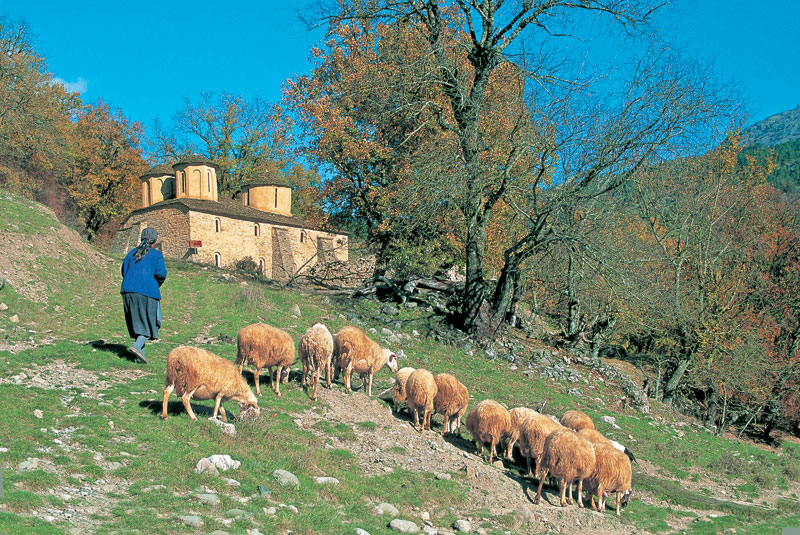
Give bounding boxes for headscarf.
[134,227,158,262]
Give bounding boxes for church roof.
[140,163,175,179]
[173,155,219,169]
[129,197,346,235]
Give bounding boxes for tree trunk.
[566,252,580,339]
[462,213,488,332]
[662,357,691,405]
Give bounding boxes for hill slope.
[743,106,800,147]
[0,191,799,535]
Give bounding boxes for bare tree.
[311,0,732,336]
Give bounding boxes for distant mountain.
[743,106,800,147]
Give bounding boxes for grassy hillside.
[0,191,799,535]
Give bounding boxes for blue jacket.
[121,247,167,300]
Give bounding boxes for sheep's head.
[620,488,633,509]
[384,349,399,373]
[237,391,260,419]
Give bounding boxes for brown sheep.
[518,414,564,477]
[433,373,469,435]
[577,427,611,446]
[560,409,595,431]
[161,346,259,422]
[505,407,539,460]
[584,441,633,516]
[236,323,296,397]
[406,369,438,431]
[299,323,334,400]
[534,428,596,508]
[334,326,398,396]
[465,400,511,464]
[393,367,416,413]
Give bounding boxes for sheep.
[534,428,596,508]
[406,368,438,431]
[161,345,259,422]
[505,407,539,460]
[393,367,416,413]
[518,414,565,477]
[583,441,633,516]
[433,373,469,435]
[577,428,638,464]
[465,400,511,464]
[298,323,334,400]
[235,323,296,397]
[560,409,595,431]
[333,325,398,396]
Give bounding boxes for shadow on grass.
[139,399,219,420]
[87,340,140,363]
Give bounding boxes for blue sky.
[5,0,799,135]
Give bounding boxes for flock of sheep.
[160,322,633,517]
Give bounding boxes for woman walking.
[121,227,167,363]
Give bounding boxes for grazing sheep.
[560,409,595,431]
[433,373,469,435]
[406,369,438,431]
[393,367,416,413]
[518,414,565,477]
[506,407,539,460]
[299,323,334,400]
[577,427,611,446]
[584,441,633,516]
[334,326,398,396]
[465,400,511,464]
[534,428,596,508]
[161,346,259,422]
[235,323,296,397]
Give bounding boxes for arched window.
[254,224,260,237]
[207,171,212,193]
[214,252,221,268]
[274,187,278,208]
[300,230,306,243]
[145,182,151,206]
[258,258,265,273]
[214,218,221,232]
[180,172,186,194]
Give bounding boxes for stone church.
[109,156,348,282]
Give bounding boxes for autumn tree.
[0,15,78,201]
[151,91,293,196]
[311,0,729,335]
[66,102,148,241]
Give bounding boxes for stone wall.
[108,207,190,258]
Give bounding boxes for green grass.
[2,191,800,534]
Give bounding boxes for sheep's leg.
[505,438,515,460]
[212,395,227,422]
[367,373,373,396]
[301,361,308,388]
[559,479,568,507]
[488,438,498,464]
[533,470,548,505]
[181,388,199,421]
[576,479,585,508]
[412,407,421,430]
[343,365,353,392]
[526,455,533,478]
[254,368,262,396]
[161,383,175,420]
[591,490,600,511]
[325,360,332,389]
[474,440,483,460]
[311,368,320,400]
[273,366,283,397]
[615,493,621,517]
[565,481,574,505]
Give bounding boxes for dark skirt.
[122,292,161,340]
